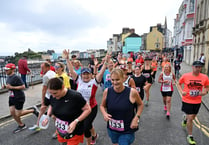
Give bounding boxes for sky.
[0,0,183,56]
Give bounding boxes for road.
[0,71,209,145]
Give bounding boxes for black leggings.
[84,105,98,138]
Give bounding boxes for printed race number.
[55,118,69,134]
[190,90,200,97]
[109,119,124,131]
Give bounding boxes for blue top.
[103,69,112,89]
[74,67,82,75]
[106,86,137,133]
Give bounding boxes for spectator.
[18,56,30,88]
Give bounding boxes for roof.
[127,33,140,38]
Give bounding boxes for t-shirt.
[131,75,146,98]
[76,76,99,108]
[103,69,112,89]
[49,89,86,135]
[179,72,209,104]
[56,72,71,89]
[6,74,25,101]
[43,70,56,99]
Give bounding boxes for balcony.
[199,20,205,30]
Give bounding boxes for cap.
[192,61,203,66]
[119,64,127,70]
[4,63,16,70]
[81,68,92,74]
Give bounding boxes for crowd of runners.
[2,49,209,145]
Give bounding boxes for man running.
[3,63,39,133]
[178,61,209,145]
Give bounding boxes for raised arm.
[63,49,78,80]
[95,54,110,83]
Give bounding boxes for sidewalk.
[0,84,42,120]
[179,61,209,111]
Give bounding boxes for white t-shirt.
[43,70,56,99]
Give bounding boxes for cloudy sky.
[0,0,183,56]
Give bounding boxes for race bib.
[55,118,69,134]
[9,90,14,97]
[189,90,200,97]
[109,119,124,131]
[162,81,171,92]
[136,87,140,92]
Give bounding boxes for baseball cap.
[81,68,92,74]
[4,63,16,70]
[192,61,203,66]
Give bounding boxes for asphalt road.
[0,72,209,145]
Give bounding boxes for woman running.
[64,49,109,145]
[131,65,147,100]
[44,77,91,145]
[151,57,158,82]
[141,57,154,106]
[158,64,176,119]
[100,68,144,145]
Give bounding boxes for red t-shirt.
[179,72,209,104]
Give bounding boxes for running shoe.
[29,124,41,131]
[91,133,99,144]
[166,112,170,119]
[32,105,39,117]
[144,100,149,106]
[164,106,167,111]
[13,124,27,134]
[181,115,187,127]
[52,132,57,139]
[187,135,196,145]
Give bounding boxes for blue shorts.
[107,128,135,145]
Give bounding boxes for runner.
[120,64,136,88]
[100,68,143,145]
[64,49,110,145]
[102,59,114,90]
[178,61,209,145]
[158,64,176,119]
[151,57,158,82]
[141,57,153,106]
[3,63,39,133]
[42,77,91,145]
[127,61,134,76]
[55,62,71,89]
[132,65,147,100]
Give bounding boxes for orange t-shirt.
[151,62,158,71]
[179,72,209,104]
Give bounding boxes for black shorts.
[181,102,201,115]
[9,97,25,110]
[161,91,173,97]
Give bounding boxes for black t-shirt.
[132,75,146,98]
[6,74,25,101]
[49,89,86,135]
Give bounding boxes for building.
[192,0,209,74]
[122,33,141,53]
[173,0,195,64]
[146,26,164,51]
